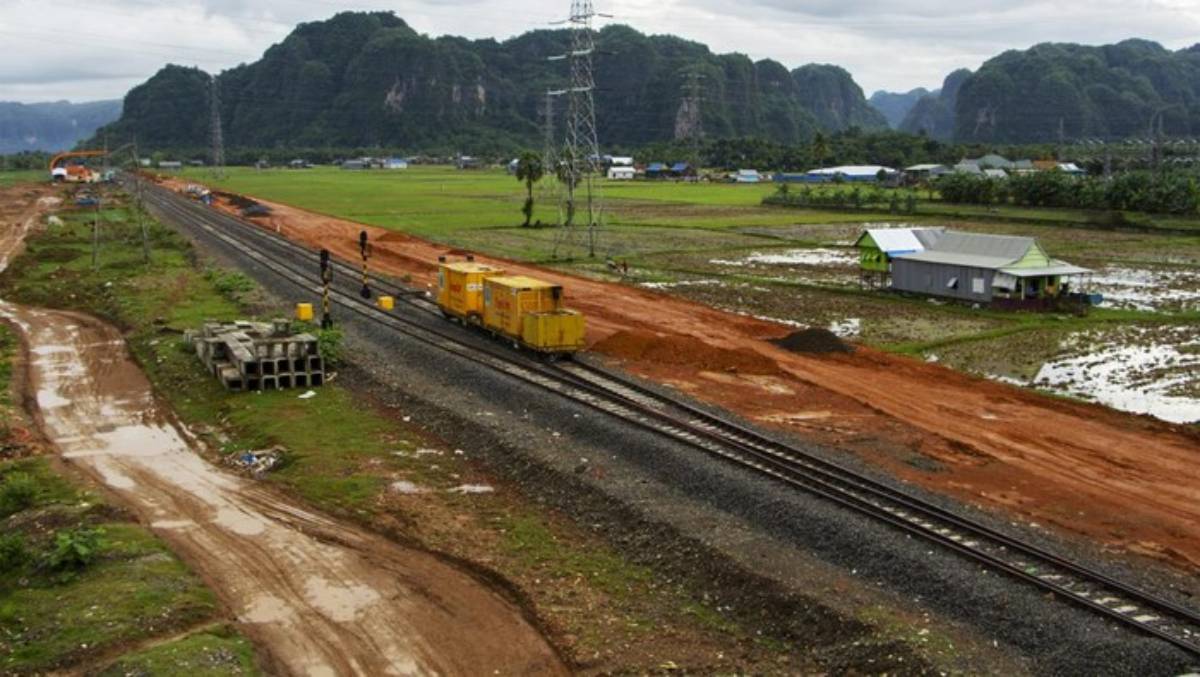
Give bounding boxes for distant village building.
[456,156,482,170]
[777,165,898,184]
[983,168,1009,179]
[157,160,183,170]
[670,162,696,179]
[903,164,950,182]
[735,169,763,184]
[385,157,409,170]
[855,227,1092,308]
[605,156,634,167]
[645,162,668,179]
[341,160,367,170]
[607,166,635,180]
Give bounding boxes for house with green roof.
[855,228,1092,307]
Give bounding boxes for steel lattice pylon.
[554,0,603,259]
[209,75,225,179]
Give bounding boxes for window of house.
[972,277,985,294]
[946,277,958,290]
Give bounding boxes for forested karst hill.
[869,88,930,128]
[0,100,122,153]
[953,40,1200,142]
[899,69,971,141]
[94,12,887,152]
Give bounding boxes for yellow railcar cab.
[434,258,585,354]
[437,259,504,319]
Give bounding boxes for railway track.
[136,178,1200,659]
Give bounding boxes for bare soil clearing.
[184,181,1200,573]
[0,188,564,676]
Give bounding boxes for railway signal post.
[359,230,372,299]
[319,249,333,329]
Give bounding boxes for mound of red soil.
[593,330,781,375]
[770,328,852,354]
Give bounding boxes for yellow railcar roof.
[441,261,503,273]
[486,275,559,290]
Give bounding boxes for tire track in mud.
[0,196,565,676]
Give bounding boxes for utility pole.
[134,138,150,263]
[210,74,226,179]
[551,0,605,259]
[676,70,705,176]
[92,199,100,271]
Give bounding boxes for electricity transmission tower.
[676,70,705,175]
[551,0,604,259]
[540,89,566,207]
[209,74,225,179]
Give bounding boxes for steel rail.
[137,178,1200,658]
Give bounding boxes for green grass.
[0,170,43,187]
[499,514,653,599]
[96,625,258,677]
[0,324,15,408]
[0,459,225,674]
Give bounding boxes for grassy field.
[174,165,1200,418]
[0,170,43,187]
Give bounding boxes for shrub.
[45,527,105,571]
[0,534,27,575]
[0,472,37,517]
[315,326,344,367]
[204,269,256,301]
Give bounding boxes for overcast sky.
[2,0,1199,103]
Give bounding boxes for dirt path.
[0,188,565,676]
[178,181,1200,573]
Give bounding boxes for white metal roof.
[862,228,938,255]
[807,165,897,177]
[1001,261,1092,277]
[905,164,947,172]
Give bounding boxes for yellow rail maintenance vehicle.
[436,257,586,355]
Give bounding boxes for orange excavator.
[49,150,108,183]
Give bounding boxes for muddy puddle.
[1027,325,1200,424]
[1088,265,1200,312]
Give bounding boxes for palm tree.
[515,151,545,227]
[810,132,830,167]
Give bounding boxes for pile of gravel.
[769,328,852,354]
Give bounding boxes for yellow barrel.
[377,295,395,311]
[295,303,314,322]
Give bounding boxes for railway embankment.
[140,179,1199,674]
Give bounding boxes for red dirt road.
[182,182,1200,572]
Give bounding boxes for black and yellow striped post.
[319,248,333,329]
[359,230,372,299]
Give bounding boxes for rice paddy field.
[180,165,1200,424]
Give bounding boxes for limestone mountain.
[0,99,122,153]
[869,88,931,129]
[899,69,971,141]
[953,40,1200,142]
[93,11,886,153]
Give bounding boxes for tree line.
[936,170,1200,215]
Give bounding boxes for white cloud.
[0,0,1197,102]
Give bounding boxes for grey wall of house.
[892,259,995,302]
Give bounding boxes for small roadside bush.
[45,527,105,571]
[0,472,37,517]
[204,269,256,301]
[0,533,28,574]
[315,326,344,367]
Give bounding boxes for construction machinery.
[49,150,108,183]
